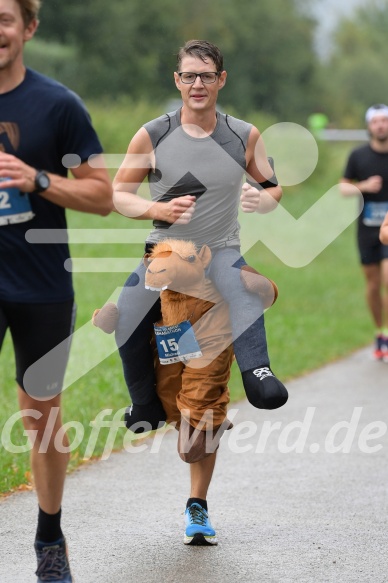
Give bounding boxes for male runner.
[341,104,388,361]
[112,40,288,543]
[0,1,112,580]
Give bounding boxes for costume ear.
[198,245,212,268]
[143,253,152,267]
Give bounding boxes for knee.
[21,408,69,454]
[178,422,210,464]
[367,280,380,296]
[177,417,230,463]
[22,408,52,437]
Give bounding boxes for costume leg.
[177,345,233,463]
[116,261,166,431]
[208,248,288,410]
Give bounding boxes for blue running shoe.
[184,503,218,545]
[35,538,73,582]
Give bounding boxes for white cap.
[365,104,388,123]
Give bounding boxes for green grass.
[0,130,374,494]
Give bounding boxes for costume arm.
[242,126,282,214]
[112,128,196,224]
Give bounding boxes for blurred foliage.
[24,38,78,89]
[320,0,388,126]
[24,0,388,127]
[28,0,320,122]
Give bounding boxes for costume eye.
[187,255,196,263]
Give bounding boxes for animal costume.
[146,240,233,461]
[93,239,278,462]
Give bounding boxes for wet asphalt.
[0,345,387,583]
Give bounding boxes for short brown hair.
[176,40,224,73]
[15,0,41,25]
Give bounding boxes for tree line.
[25,0,388,126]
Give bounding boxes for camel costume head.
[144,239,211,291]
[144,239,213,327]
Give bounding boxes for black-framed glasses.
[178,72,220,84]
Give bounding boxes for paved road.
[1,347,387,583]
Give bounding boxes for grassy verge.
[0,130,373,494]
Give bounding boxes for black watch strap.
[34,170,51,193]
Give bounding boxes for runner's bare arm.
[339,176,383,196]
[112,128,196,224]
[241,126,282,214]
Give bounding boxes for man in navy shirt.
[0,1,112,580]
[341,104,388,361]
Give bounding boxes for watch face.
[39,174,50,189]
[35,171,50,192]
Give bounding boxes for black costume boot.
[242,366,288,410]
[124,395,167,433]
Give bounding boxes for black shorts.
[357,225,388,265]
[0,299,76,398]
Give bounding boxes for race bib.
[362,201,388,227]
[0,179,35,226]
[154,320,202,364]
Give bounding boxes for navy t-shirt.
[0,69,103,303]
[343,144,388,228]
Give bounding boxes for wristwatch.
[34,170,51,193]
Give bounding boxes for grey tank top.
[143,109,252,250]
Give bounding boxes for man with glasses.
[111,39,288,544]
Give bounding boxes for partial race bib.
[0,178,35,226]
[362,201,388,227]
[154,320,202,364]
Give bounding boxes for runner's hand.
[159,195,196,224]
[0,152,36,192]
[240,182,261,212]
[362,175,382,193]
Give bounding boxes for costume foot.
[92,302,119,334]
[242,366,288,410]
[124,396,167,433]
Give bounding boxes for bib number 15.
[159,338,178,352]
